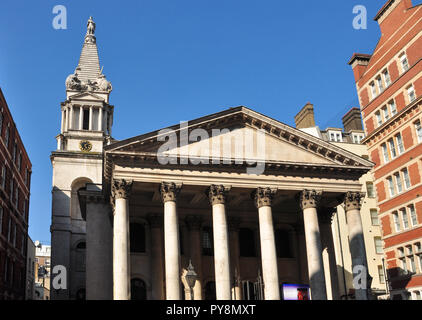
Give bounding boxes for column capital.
[185,215,202,231]
[148,214,162,228]
[344,192,365,211]
[252,187,277,209]
[160,182,182,203]
[112,179,133,200]
[299,190,322,210]
[207,185,230,205]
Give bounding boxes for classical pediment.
[105,106,373,171]
[67,91,105,102]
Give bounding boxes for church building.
[50,18,374,300]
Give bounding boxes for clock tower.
[50,17,114,300]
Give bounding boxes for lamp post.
[185,260,198,301]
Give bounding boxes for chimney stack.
[342,107,363,132]
[294,102,316,129]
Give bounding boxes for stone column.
[185,215,203,300]
[148,214,165,300]
[253,187,280,300]
[69,105,74,130]
[299,190,327,300]
[207,185,231,300]
[160,182,182,300]
[319,208,340,300]
[79,106,83,130]
[89,106,93,130]
[61,109,65,133]
[112,179,132,300]
[99,107,103,131]
[228,217,242,300]
[344,192,371,300]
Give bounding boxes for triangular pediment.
[105,106,373,169]
[68,91,105,102]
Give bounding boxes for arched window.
[75,241,86,272]
[202,227,213,256]
[239,228,256,257]
[204,281,216,300]
[130,223,146,253]
[131,278,147,300]
[275,229,292,258]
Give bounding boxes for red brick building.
[349,0,422,300]
[0,87,32,300]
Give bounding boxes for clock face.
[79,140,93,152]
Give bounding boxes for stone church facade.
[50,18,374,300]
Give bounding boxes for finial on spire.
[85,16,96,44]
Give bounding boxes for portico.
[78,106,373,300]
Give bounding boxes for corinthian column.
[344,192,371,300]
[207,185,231,300]
[253,187,280,300]
[112,179,132,300]
[160,182,182,300]
[299,190,327,300]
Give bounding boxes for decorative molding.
[207,185,230,205]
[112,179,133,200]
[159,182,181,203]
[252,187,277,209]
[344,192,365,211]
[299,190,322,210]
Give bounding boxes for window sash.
[389,101,397,116]
[370,210,379,225]
[403,169,411,189]
[408,86,416,102]
[388,177,395,196]
[401,209,409,229]
[395,173,403,193]
[416,121,422,143]
[382,144,389,163]
[371,83,377,98]
[384,71,391,87]
[409,205,418,226]
[383,107,390,121]
[401,55,409,72]
[393,212,401,232]
[389,139,397,158]
[376,112,383,126]
[396,134,404,154]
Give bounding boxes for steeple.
[65,17,112,96]
[57,17,114,152]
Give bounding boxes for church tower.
[50,17,113,300]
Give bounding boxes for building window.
[415,121,422,143]
[5,126,9,147]
[383,69,391,87]
[374,237,383,254]
[83,109,90,130]
[0,111,3,134]
[370,209,379,226]
[396,133,404,154]
[409,204,418,227]
[376,76,384,93]
[389,100,397,116]
[389,139,397,159]
[370,82,377,99]
[10,179,13,201]
[378,265,385,284]
[18,153,22,171]
[387,176,395,197]
[1,166,5,189]
[202,227,213,256]
[400,53,409,72]
[239,228,256,257]
[402,168,411,189]
[394,172,403,193]
[366,182,375,198]
[407,85,416,103]
[376,111,383,127]
[401,208,409,230]
[382,143,389,163]
[12,143,17,163]
[393,211,401,232]
[382,106,389,121]
[129,223,146,253]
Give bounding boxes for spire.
[65,17,112,93]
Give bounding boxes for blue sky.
[0,0,412,243]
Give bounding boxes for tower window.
[83,109,90,130]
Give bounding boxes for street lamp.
[185,260,198,301]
